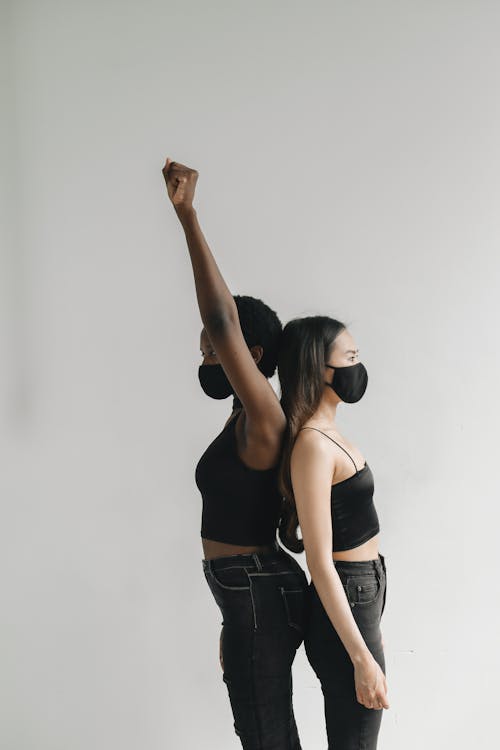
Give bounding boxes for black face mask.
[198,363,234,400]
[324,362,368,403]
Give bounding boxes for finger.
[359,692,374,709]
[163,158,188,178]
[167,159,190,171]
[166,162,197,180]
[174,178,187,203]
[162,157,172,175]
[377,690,390,709]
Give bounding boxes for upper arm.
[205,311,285,436]
[290,432,335,572]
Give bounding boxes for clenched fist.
[162,157,199,215]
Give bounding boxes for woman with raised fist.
[162,158,308,750]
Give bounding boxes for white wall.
[2,1,499,748]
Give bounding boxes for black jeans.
[203,541,309,750]
[304,553,387,750]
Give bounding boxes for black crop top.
[195,412,283,545]
[300,427,380,552]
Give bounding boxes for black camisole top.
[300,427,380,552]
[195,411,283,546]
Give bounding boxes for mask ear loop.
[324,363,335,387]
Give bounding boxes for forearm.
[309,559,372,666]
[175,206,237,331]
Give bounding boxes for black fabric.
[198,363,234,399]
[232,394,243,411]
[299,428,380,552]
[196,413,283,545]
[324,361,368,403]
[330,463,380,551]
[305,554,387,749]
[202,544,308,749]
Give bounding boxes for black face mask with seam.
[324,362,368,403]
[198,363,234,399]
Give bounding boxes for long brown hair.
[277,316,347,552]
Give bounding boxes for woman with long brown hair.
[277,315,389,750]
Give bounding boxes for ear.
[250,345,264,365]
[324,364,334,384]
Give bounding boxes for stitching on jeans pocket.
[248,570,305,579]
[346,574,382,606]
[280,587,306,632]
[209,567,251,591]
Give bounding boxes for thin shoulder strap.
[299,427,358,471]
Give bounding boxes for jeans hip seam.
[247,571,258,630]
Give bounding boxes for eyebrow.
[345,349,359,355]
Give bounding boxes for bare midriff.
[202,537,276,561]
[332,532,380,562]
[202,533,381,561]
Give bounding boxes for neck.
[311,389,340,428]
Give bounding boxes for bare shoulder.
[292,427,336,466]
[291,427,337,497]
[294,426,334,450]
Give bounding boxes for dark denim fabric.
[304,553,387,750]
[203,542,309,750]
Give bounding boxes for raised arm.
[162,158,284,443]
[290,430,389,710]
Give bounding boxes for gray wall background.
[2,1,499,748]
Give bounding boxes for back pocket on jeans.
[280,586,307,632]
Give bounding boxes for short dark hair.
[233,294,282,378]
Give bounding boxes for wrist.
[175,204,197,224]
[351,647,373,667]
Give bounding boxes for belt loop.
[252,552,263,571]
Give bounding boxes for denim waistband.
[202,545,385,576]
[202,539,287,573]
[333,552,386,576]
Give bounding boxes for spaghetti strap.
[299,427,359,471]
